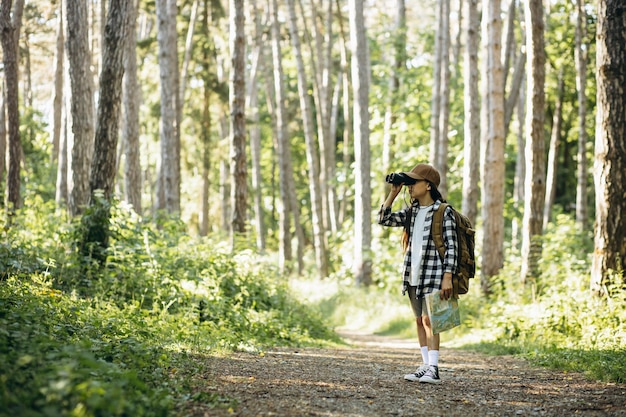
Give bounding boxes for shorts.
[407,285,428,318]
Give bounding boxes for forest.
[0,0,625,415]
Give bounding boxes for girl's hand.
[390,184,402,194]
[441,273,453,300]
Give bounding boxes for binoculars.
[385,172,417,185]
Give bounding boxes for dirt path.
[189,331,625,416]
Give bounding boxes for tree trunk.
[0,0,24,211]
[480,0,506,294]
[520,0,546,285]
[66,0,94,217]
[229,0,247,242]
[429,0,442,169]
[52,3,64,164]
[543,69,564,229]
[55,99,69,207]
[155,0,180,213]
[246,4,266,247]
[382,0,406,204]
[83,0,133,262]
[461,0,480,226]
[122,0,141,215]
[180,0,199,107]
[198,1,212,237]
[270,0,293,271]
[575,0,589,229]
[287,0,328,279]
[511,72,526,249]
[437,0,451,195]
[0,89,6,204]
[504,51,526,135]
[591,0,626,295]
[90,0,134,199]
[452,0,463,78]
[502,0,516,90]
[336,0,352,227]
[349,0,372,286]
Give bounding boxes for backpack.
[431,203,476,296]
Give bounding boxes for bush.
[0,199,339,416]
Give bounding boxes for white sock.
[428,350,439,367]
[420,346,429,365]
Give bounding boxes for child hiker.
[378,163,458,384]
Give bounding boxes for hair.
[401,182,446,252]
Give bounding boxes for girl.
[378,163,458,384]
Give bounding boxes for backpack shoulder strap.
[431,203,449,262]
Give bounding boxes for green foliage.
[0,199,338,416]
[459,215,625,383]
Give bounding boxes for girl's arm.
[441,206,458,299]
[378,185,407,227]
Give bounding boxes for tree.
[66,0,94,216]
[90,0,134,199]
[0,0,24,211]
[520,0,546,284]
[349,0,372,286]
[122,0,141,215]
[461,0,480,226]
[287,0,328,279]
[574,0,589,229]
[51,1,64,164]
[155,0,180,213]
[247,2,265,248]
[480,0,506,293]
[381,0,406,190]
[543,70,564,229]
[82,0,134,262]
[229,0,247,241]
[269,0,293,271]
[436,0,451,195]
[591,0,626,295]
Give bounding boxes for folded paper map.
[425,290,461,334]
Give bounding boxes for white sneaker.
[419,365,442,384]
[403,364,429,381]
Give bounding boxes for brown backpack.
[431,203,476,296]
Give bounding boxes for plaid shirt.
[378,200,458,297]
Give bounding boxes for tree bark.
[336,0,352,227]
[0,88,6,204]
[52,2,64,164]
[520,0,546,285]
[437,0,451,195]
[199,0,213,237]
[180,0,199,107]
[349,0,372,286]
[591,0,626,295]
[429,0,442,169]
[287,0,328,279]
[543,69,564,229]
[0,0,24,211]
[122,0,141,215]
[480,0,506,293]
[247,3,264,247]
[66,0,95,217]
[270,0,293,271]
[381,0,406,193]
[155,0,180,213]
[575,0,589,229]
[90,0,134,199]
[229,0,247,242]
[462,0,480,227]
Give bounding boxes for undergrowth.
[0,199,339,417]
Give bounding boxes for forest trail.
[187,331,625,416]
